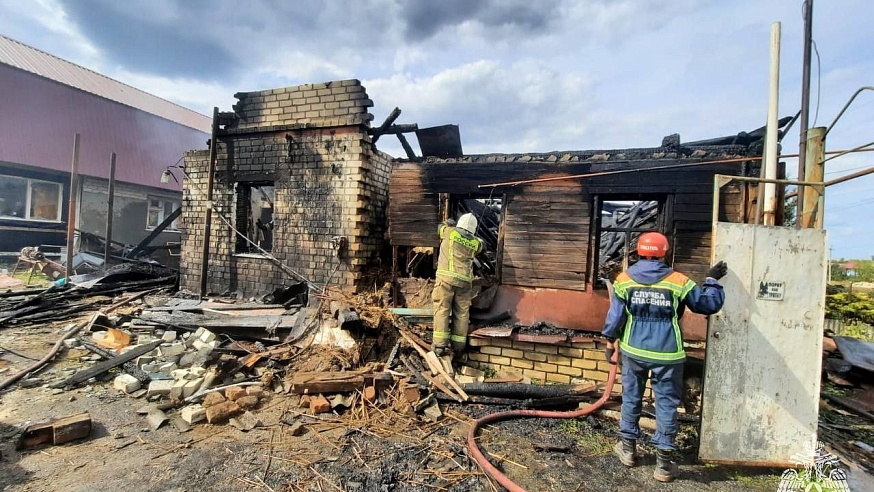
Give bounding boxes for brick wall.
[464,337,653,398]
[179,79,391,296]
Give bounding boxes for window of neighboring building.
[0,175,62,222]
[235,183,274,254]
[593,196,669,287]
[146,197,180,230]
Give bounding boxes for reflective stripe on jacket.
[436,223,483,287]
[602,260,725,365]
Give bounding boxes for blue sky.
[1,0,871,258]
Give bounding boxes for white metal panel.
[699,223,827,465]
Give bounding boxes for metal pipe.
[104,152,116,270]
[65,134,81,284]
[762,22,782,226]
[467,349,619,492]
[797,0,815,205]
[199,107,219,298]
[825,86,874,137]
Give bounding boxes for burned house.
[388,133,781,386]
[179,77,780,385]
[179,80,391,295]
[0,35,209,263]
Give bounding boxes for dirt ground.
[2,322,873,492]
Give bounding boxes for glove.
[706,260,728,280]
[605,340,617,365]
[446,218,457,227]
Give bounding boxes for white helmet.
[457,213,478,234]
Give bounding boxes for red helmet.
[637,232,669,258]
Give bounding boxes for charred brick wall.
[179,79,391,296]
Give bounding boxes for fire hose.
[466,349,620,492]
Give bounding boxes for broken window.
[0,175,62,221]
[594,197,668,286]
[235,183,275,253]
[146,197,180,230]
[450,195,503,278]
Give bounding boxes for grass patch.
[559,418,613,456]
[727,468,781,491]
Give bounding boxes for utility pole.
[797,0,814,224]
[801,127,825,228]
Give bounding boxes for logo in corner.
[777,441,850,492]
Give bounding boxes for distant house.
[839,261,858,277]
[0,35,209,262]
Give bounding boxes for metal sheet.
[833,336,874,372]
[415,125,463,157]
[699,222,827,465]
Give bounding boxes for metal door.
[699,222,827,466]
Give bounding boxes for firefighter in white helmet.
[432,213,483,356]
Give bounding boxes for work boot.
[653,449,679,482]
[613,438,636,467]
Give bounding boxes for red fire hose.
[466,350,620,492]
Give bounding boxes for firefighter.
[602,232,727,482]
[432,213,483,357]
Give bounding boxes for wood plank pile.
[598,200,659,280]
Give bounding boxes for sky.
[0,0,871,259]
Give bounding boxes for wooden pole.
[104,152,116,269]
[801,127,826,228]
[65,134,80,284]
[199,107,219,298]
[762,22,781,226]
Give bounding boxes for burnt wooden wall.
[389,164,441,246]
[502,179,589,290]
[388,159,748,290]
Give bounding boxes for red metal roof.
[0,35,210,133]
[0,63,208,190]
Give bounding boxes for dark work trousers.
[618,354,684,450]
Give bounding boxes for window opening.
[147,197,180,230]
[0,175,62,222]
[595,198,664,286]
[235,183,274,253]
[449,194,503,279]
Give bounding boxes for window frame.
[590,194,673,288]
[0,174,63,222]
[146,197,181,231]
[234,182,275,255]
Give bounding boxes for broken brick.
[224,386,247,401]
[245,386,264,398]
[299,395,311,408]
[363,386,377,403]
[202,392,227,408]
[309,395,331,414]
[205,401,241,424]
[236,395,259,410]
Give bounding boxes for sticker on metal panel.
[757,281,785,301]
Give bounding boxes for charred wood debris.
[0,263,608,488]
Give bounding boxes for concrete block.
[171,369,190,380]
[180,404,206,424]
[136,356,156,368]
[183,378,203,398]
[161,331,177,342]
[199,329,217,343]
[188,367,206,379]
[113,374,141,393]
[158,362,178,373]
[178,351,198,367]
[146,379,174,397]
[159,343,186,357]
[169,379,187,400]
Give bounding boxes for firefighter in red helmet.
[602,232,727,482]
